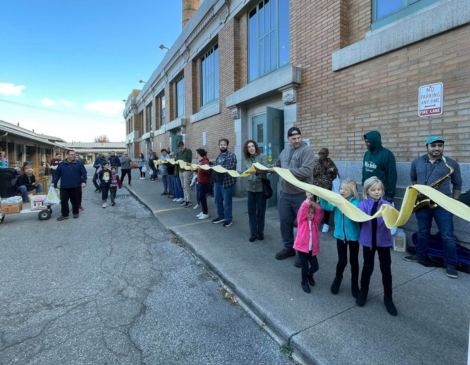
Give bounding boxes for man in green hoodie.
[362,131,397,203]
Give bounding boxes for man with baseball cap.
[275,127,316,263]
[404,136,462,278]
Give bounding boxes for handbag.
[332,176,340,194]
[261,176,273,200]
[142,165,147,173]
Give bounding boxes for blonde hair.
[340,178,359,200]
[362,176,384,200]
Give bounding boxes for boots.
[307,273,315,287]
[330,277,342,295]
[355,288,368,307]
[351,280,360,299]
[301,281,310,293]
[384,295,398,316]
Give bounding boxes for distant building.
[65,142,126,161]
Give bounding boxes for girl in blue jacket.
[320,179,361,298]
[357,176,397,316]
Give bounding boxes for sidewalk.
[124,170,470,365]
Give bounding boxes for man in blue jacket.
[51,149,87,221]
[109,151,121,174]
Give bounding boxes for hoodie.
[358,197,393,248]
[320,196,360,242]
[362,131,397,200]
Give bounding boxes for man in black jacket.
[52,149,87,221]
[109,151,121,174]
[16,168,43,202]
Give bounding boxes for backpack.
[458,190,470,207]
[408,232,470,274]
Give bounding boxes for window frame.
[248,0,290,83]
[175,74,185,118]
[146,102,153,131]
[200,43,219,107]
[159,92,166,126]
[372,0,441,30]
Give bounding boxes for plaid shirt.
[215,151,237,188]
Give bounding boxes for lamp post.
[159,44,169,50]
[139,80,146,84]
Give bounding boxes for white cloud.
[60,100,73,107]
[0,83,26,96]
[83,100,124,115]
[42,98,56,106]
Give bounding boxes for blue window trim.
[175,74,185,118]
[160,93,165,126]
[200,43,219,107]
[372,0,441,30]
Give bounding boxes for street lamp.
[122,99,126,102]
[159,44,169,50]
[139,80,146,84]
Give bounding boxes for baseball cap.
[287,127,301,137]
[426,136,445,145]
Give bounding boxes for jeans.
[214,182,236,222]
[195,182,201,205]
[60,187,80,216]
[161,166,168,193]
[278,191,305,251]
[415,205,458,267]
[151,166,158,180]
[360,246,392,297]
[174,176,184,199]
[101,185,110,201]
[138,167,145,178]
[335,239,359,283]
[180,171,191,202]
[92,172,100,191]
[121,169,132,184]
[17,184,42,201]
[168,175,175,196]
[198,182,209,214]
[247,191,266,237]
[298,251,319,283]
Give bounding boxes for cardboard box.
[30,192,47,211]
[0,201,23,214]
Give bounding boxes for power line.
[0,98,124,122]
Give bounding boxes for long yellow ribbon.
[154,159,470,227]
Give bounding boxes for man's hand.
[50,183,55,188]
[306,191,313,201]
[81,183,87,188]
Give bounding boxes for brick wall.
[347,0,370,45]
[291,0,470,163]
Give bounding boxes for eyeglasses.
[318,152,326,155]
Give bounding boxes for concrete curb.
[125,185,310,365]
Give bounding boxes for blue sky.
[0,0,183,142]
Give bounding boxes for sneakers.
[161,192,168,195]
[403,254,420,262]
[322,224,330,233]
[275,249,296,260]
[193,204,200,210]
[139,177,145,179]
[384,296,398,316]
[301,281,310,293]
[212,217,225,224]
[112,202,116,206]
[446,265,459,279]
[102,202,107,208]
[223,221,233,227]
[197,212,203,218]
[24,199,30,203]
[330,277,341,295]
[179,200,186,205]
[79,206,84,211]
[249,236,257,242]
[177,198,184,203]
[173,198,178,202]
[73,214,79,219]
[168,195,175,199]
[294,256,302,268]
[257,234,264,241]
[128,183,132,186]
[198,214,209,220]
[57,215,69,221]
[403,254,439,267]
[183,202,192,208]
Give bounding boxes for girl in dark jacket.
[195,149,211,220]
[356,176,397,316]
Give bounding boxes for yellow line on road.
[154,207,184,213]
[169,220,213,229]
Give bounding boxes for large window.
[201,44,219,106]
[248,0,290,82]
[146,102,153,131]
[176,75,185,117]
[160,93,166,126]
[372,0,440,30]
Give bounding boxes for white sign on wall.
[203,132,206,146]
[418,82,443,117]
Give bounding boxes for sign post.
[418,82,443,117]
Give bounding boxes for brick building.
[123,0,469,236]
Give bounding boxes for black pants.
[323,210,331,226]
[121,169,132,184]
[298,251,319,283]
[138,167,145,178]
[198,182,209,214]
[92,172,100,191]
[360,246,393,296]
[60,187,80,216]
[101,186,109,201]
[247,191,266,237]
[336,239,359,282]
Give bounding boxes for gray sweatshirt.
[276,142,315,195]
[121,157,132,170]
[410,154,462,196]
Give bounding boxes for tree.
[94,135,110,143]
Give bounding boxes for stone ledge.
[332,0,470,71]
[226,65,301,108]
[190,103,220,124]
[154,117,187,135]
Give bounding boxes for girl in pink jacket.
[293,191,323,293]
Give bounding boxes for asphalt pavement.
[125,168,470,365]
[0,167,293,365]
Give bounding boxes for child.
[356,176,397,316]
[98,162,111,208]
[109,167,122,206]
[320,179,361,298]
[293,191,323,293]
